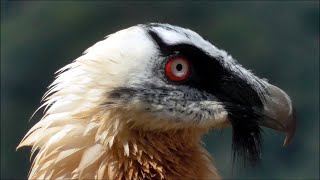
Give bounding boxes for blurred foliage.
[1,1,319,179]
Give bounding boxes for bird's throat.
[103,128,220,179]
[23,108,220,179]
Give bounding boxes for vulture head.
[18,23,296,179]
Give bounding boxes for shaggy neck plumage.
[21,108,220,179]
[103,128,220,179]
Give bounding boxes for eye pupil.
[176,64,183,71]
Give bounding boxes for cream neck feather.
[18,107,220,179]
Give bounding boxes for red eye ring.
[165,57,190,82]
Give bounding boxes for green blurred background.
[1,1,319,179]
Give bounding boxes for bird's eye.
[165,57,190,82]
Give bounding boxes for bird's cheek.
[204,106,230,129]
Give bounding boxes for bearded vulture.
[18,23,296,179]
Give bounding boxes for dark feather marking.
[225,104,263,166]
[108,88,138,100]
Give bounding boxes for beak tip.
[282,108,297,147]
[283,131,295,146]
[283,135,292,147]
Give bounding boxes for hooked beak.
[261,84,297,146]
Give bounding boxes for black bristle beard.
[226,105,263,167]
